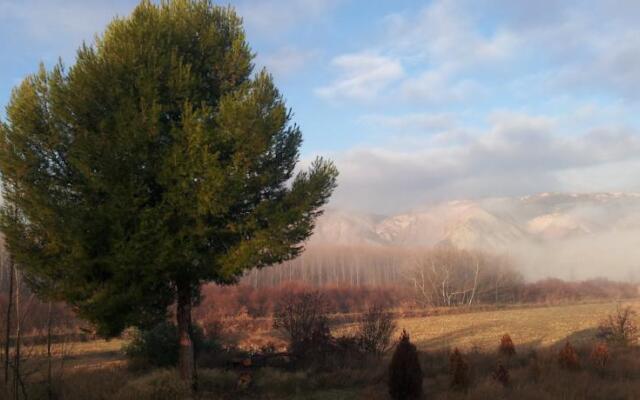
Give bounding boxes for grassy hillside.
[397,301,631,351]
[7,300,640,399]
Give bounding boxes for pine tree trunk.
[176,282,196,389]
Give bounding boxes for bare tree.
[407,248,522,308]
[357,304,397,355]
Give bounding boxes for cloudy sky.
[3,0,640,214]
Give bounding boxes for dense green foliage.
[124,322,181,368]
[0,0,337,337]
[124,322,216,368]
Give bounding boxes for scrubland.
[3,300,640,399]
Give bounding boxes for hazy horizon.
[309,191,640,281]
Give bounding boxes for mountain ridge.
[311,192,640,280]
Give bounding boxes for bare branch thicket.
[2,290,75,400]
[273,290,332,359]
[406,248,523,307]
[597,304,639,346]
[357,304,397,356]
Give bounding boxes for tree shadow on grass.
[409,322,496,350]
[553,327,600,347]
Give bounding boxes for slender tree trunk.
[4,257,14,384]
[13,270,20,400]
[176,282,196,389]
[47,301,53,400]
[468,260,480,307]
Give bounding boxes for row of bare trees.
[243,245,408,287]
[242,245,524,307]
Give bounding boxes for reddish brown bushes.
[195,282,409,321]
[590,342,609,370]
[272,290,332,360]
[194,278,640,328]
[499,334,516,357]
[558,342,580,370]
[517,278,638,304]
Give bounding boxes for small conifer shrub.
[528,351,542,382]
[388,330,423,400]
[492,363,510,387]
[499,334,516,357]
[558,341,580,370]
[449,348,470,390]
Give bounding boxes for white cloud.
[318,0,640,104]
[398,68,484,104]
[316,0,514,104]
[316,53,404,101]
[384,0,517,68]
[324,111,640,214]
[236,0,341,37]
[359,112,456,133]
[257,47,318,79]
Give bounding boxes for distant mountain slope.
[311,193,640,280]
[310,209,385,245]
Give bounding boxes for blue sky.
[3,0,640,213]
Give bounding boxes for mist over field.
[310,192,640,281]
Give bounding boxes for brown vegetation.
[558,341,580,370]
[597,303,639,346]
[590,342,609,370]
[518,278,639,304]
[357,304,397,355]
[196,282,409,320]
[499,333,516,357]
[272,290,332,361]
[491,363,510,387]
[7,339,640,400]
[449,348,470,389]
[5,304,640,399]
[271,289,399,368]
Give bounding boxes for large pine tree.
[0,0,337,383]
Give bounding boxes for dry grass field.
[6,300,640,399]
[45,301,637,371]
[397,301,633,351]
[58,339,127,371]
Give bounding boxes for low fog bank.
[511,230,640,281]
[303,192,640,283]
